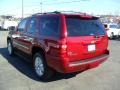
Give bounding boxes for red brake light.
[58,39,67,57]
[61,44,67,50]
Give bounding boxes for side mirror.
[8,26,17,35]
[8,26,15,31]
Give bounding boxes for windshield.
[66,17,105,36]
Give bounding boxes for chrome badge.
[91,40,95,44]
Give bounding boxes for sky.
[0,0,120,17]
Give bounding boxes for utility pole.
[40,0,42,13]
[22,0,24,18]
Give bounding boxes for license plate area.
[88,44,96,52]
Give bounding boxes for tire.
[7,40,14,56]
[33,52,54,80]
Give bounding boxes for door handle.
[23,38,33,42]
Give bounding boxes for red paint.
[8,12,109,73]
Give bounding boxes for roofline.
[31,11,95,17]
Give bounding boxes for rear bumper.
[46,50,109,73]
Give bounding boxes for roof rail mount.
[32,11,88,16]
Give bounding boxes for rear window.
[66,16,105,36]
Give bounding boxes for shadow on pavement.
[0,47,80,82]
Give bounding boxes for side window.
[39,16,60,38]
[17,19,27,32]
[27,17,37,34]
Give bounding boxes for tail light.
[48,38,67,57]
[61,44,67,50]
[58,39,67,57]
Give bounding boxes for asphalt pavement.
[0,31,120,90]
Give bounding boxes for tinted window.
[109,25,117,29]
[18,19,27,32]
[66,17,105,36]
[39,16,60,37]
[27,17,37,34]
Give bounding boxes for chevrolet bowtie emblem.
[91,41,95,44]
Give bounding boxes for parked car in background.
[104,23,120,39]
[8,26,15,31]
[2,20,18,30]
[7,11,109,80]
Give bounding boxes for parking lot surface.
[0,31,120,90]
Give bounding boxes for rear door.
[12,18,27,51]
[19,17,38,54]
[66,16,108,62]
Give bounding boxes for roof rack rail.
[58,11,87,15]
[52,11,84,14]
[32,11,60,16]
[32,13,43,16]
[43,11,61,14]
[31,11,88,16]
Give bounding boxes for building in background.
[0,15,20,30]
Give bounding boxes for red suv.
[7,11,109,80]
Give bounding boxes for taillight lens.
[61,44,67,50]
[58,39,67,57]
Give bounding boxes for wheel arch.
[7,37,11,43]
[32,46,46,60]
